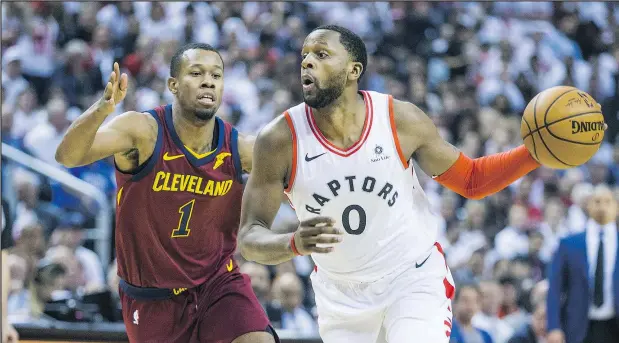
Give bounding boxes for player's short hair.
[169,43,222,78]
[311,25,368,81]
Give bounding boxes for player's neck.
[311,88,366,145]
[172,103,216,154]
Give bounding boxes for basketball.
[520,86,605,169]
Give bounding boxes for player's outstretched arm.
[238,116,342,265]
[392,98,540,200]
[56,62,156,168]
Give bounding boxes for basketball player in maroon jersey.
[56,44,277,343]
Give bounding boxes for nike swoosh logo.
[305,153,326,162]
[415,253,432,268]
[163,152,184,161]
[226,259,234,272]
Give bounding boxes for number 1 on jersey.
[171,199,195,238]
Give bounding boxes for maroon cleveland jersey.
[114,104,244,289]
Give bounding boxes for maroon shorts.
[119,264,277,343]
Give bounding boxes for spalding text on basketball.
[571,120,605,134]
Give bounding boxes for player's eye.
[213,74,222,79]
[302,53,308,59]
[318,52,328,59]
[191,72,201,76]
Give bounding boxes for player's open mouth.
[198,94,215,106]
[302,75,315,91]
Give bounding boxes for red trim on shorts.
[284,111,297,193]
[443,278,455,300]
[434,242,455,299]
[305,91,374,157]
[445,313,453,337]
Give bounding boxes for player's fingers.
[108,70,116,85]
[603,123,608,131]
[316,225,343,235]
[300,216,336,227]
[299,225,342,237]
[119,73,128,92]
[304,234,342,245]
[103,82,114,100]
[114,62,120,83]
[307,246,334,254]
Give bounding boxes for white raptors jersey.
[284,91,440,283]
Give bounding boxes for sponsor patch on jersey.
[371,144,390,162]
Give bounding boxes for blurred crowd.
[1,1,619,342]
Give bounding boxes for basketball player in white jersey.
[239,25,541,343]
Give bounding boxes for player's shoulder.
[109,110,157,127]
[388,96,433,137]
[108,110,159,141]
[281,101,307,119]
[255,112,293,152]
[360,90,423,121]
[362,89,389,99]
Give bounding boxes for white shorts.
[310,243,455,343]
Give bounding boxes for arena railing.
[14,322,323,343]
[1,143,112,265]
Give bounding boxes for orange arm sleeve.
[434,145,541,200]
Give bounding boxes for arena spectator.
[11,87,46,140]
[1,46,28,109]
[49,213,105,292]
[451,283,494,343]
[507,301,547,343]
[23,97,71,166]
[499,276,528,330]
[12,171,63,235]
[473,281,514,343]
[494,205,531,260]
[269,272,318,336]
[452,248,486,285]
[241,261,272,310]
[8,259,67,322]
[547,185,619,343]
[8,219,45,283]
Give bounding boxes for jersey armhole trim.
[129,107,164,182]
[284,111,297,193]
[230,127,244,183]
[388,95,409,169]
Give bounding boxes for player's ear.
[348,62,363,82]
[167,77,178,94]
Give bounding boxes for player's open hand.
[99,62,128,113]
[293,217,343,255]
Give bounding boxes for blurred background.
[1,1,618,342]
